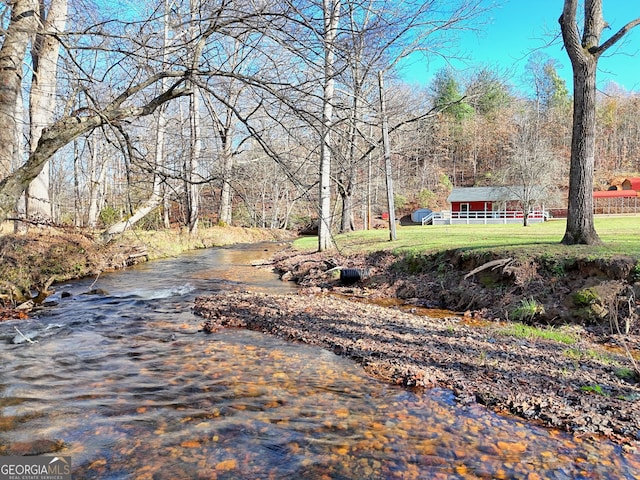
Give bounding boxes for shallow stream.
[1,243,638,479]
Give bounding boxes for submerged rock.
[83,288,109,296]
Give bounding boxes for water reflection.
[0,244,638,479]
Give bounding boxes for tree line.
[0,0,638,249]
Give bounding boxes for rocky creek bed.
[193,248,640,451]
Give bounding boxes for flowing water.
[0,243,638,479]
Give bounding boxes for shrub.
[573,287,600,306]
[417,189,436,208]
[631,261,640,282]
[512,297,545,322]
[393,193,407,210]
[99,205,121,226]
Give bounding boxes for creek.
[0,243,638,479]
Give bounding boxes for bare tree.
[183,85,201,234]
[559,0,640,245]
[102,0,186,241]
[213,92,237,226]
[0,71,191,225]
[200,39,248,226]
[502,113,560,226]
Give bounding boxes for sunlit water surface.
[1,243,638,479]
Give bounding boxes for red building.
[439,186,547,225]
[593,177,640,215]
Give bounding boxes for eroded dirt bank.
[270,248,640,333]
[0,227,293,312]
[194,247,640,450]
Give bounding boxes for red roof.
[622,178,640,190]
[593,190,639,198]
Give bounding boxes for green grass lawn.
[294,216,640,259]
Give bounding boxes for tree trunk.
[26,0,68,220]
[152,106,167,229]
[318,0,340,252]
[100,189,163,242]
[185,83,200,234]
[12,85,26,231]
[157,0,171,231]
[378,71,396,241]
[0,0,39,179]
[184,0,204,235]
[562,58,600,244]
[98,0,180,240]
[219,137,234,225]
[338,82,360,234]
[87,137,107,228]
[163,189,171,228]
[339,185,355,232]
[73,139,81,226]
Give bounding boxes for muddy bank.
[194,291,640,449]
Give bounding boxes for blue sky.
[400,1,640,94]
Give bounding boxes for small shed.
[411,208,433,223]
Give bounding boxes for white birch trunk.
[186,83,201,234]
[318,0,340,251]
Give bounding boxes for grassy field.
[293,216,640,259]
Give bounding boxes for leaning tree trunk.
[98,0,180,241]
[0,73,189,225]
[100,104,171,242]
[100,184,163,242]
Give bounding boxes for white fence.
[423,210,548,225]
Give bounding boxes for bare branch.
[596,17,640,55]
